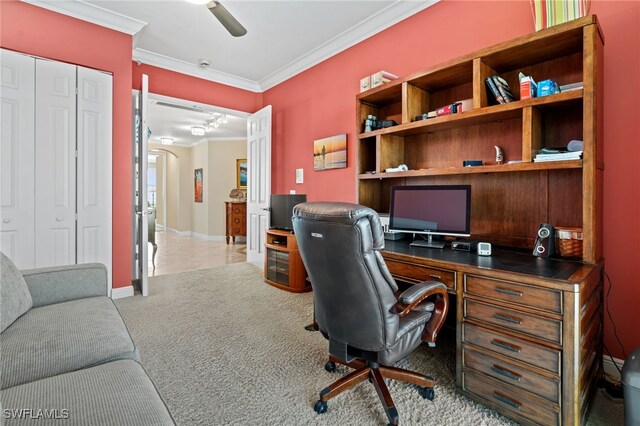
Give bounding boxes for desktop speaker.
[533,223,556,257]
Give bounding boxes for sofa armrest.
[21,263,108,308]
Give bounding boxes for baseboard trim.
[165,227,191,237]
[111,285,134,299]
[191,232,225,242]
[603,354,624,382]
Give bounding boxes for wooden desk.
[382,239,603,426]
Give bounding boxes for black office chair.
[292,202,449,425]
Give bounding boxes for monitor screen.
[389,185,471,237]
[270,194,307,231]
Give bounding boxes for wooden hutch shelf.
[356,16,604,426]
[358,160,582,180]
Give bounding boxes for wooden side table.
[225,201,246,244]
[264,228,311,293]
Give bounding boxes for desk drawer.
[463,346,560,403]
[462,369,560,426]
[463,322,560,374]
[465,275,562,314]
[385,259,455,291]
[464,299,562,345]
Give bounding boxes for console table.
[382,240,602,426]
[264,229,311,293]
[225,201,246,244]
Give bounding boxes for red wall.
[263,0,640,358]
[2,0,638,358]
[132,64,262,113]
[0,0,133,289]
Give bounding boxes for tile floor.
[148,230,247,276]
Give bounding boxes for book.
[359,76,371,93]
[519,73,537,100]
[491,76,515,103]
[485,76,504,104]
[371,71,398,87]
[533,150,583,162]
[559,82,584,92]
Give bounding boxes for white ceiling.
[24,0,437,92]
[24,0,437,145]
[147,99,247,146]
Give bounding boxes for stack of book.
[371,70,398,88]
[533,147,583,162]
[485,75,515,104]
[360,70,398,92]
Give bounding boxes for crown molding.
[24,0,438,93]
[22,0,148,35]
[134,49,263,93]
[258,0,439,91]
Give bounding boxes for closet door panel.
[76,66,112,286]
[0,49,36,268]
[34,59,76,268]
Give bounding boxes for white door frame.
[130,91,252,283]
[246,105,272,267]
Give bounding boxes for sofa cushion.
[0,296,139,389]
[1,252,33,333]
[2,359,175,425]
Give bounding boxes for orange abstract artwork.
[194,168,203,203]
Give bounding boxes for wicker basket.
[555,227,583,257]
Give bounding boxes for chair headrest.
[293,202,385,250]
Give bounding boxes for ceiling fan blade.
[207,1,247,37]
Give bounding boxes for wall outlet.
[295,168,303,184]
[289,190,296,194]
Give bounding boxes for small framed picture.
[237,159,247,189]
[314,134,347,171]
[194,168,203,203]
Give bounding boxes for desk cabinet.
[382,241,603,426]
[225,202,246,244]
[462,267,603,426]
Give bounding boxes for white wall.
[152,139,246,238]
[192,141,209,236]
[208,139,247,236]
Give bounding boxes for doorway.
[133,92,251,279]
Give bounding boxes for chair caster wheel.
[324,361,336,372]
[419,386,435,400]
[314,400,328,414]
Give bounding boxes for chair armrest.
[395,281,447,314]
[393,281,449,345]
[21,263,108,308]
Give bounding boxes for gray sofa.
[0,252,174,425]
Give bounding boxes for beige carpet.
[115,263,624,425]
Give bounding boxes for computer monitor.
[389,185,471,248]
[270,194,307,231]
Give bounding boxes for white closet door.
[34,59,77,268]
[76,66,112,288]
[0,49,36,268]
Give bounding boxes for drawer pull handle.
[494,287,523,297]
[493,313,523,325]
[490,339,521,353]
[491,365,522,381]
[493,391,521,410]
[429,274,442,280]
